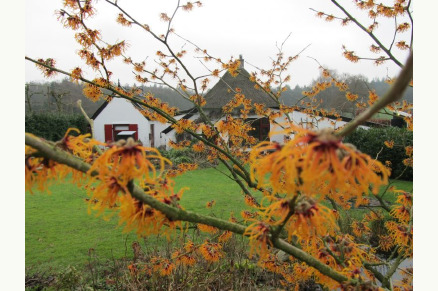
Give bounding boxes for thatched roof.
[203,60,278,110]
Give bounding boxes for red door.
[149,124,155,147]
[104,124,113,143]
[128,124,138,140]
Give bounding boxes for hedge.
[343,127,412,181]
[25,113,90,141]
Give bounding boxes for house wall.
[161,110,370,148]
[160,114,199,150]
[270,111,369,144]
[151,121,169,149]
[94,98,151,146]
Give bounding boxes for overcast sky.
[25,0,411,87]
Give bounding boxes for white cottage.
[91,97,168,147]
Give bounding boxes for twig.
[335,51,412,137]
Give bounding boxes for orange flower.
[25,154,58,194]
[405,146,413,157]
[368,90,379,105]
[116,13,132,26]
[58,128,101,161]
[287,196,337,240]
[244,195,259,208]
[218,230,233,243]
[343,50,359,63]
[396,41,410,50]
[403,157,413,167]
[206,200,216,208]
[325,15,334,22]
[89,138,169,188]
[167,162,198,177]
[118,194,161,236]
[127,263,137,275]
[370,45,381,53]
[351,220,371,237]
[397,22,410,32]
[258,254,283,274]
[25,139,74,194]
[83,83,102,102]
[172,250,196,266]
[241,210,259,221]
[151,257,174,276]
[87,175,127,215]
[250,127,389,199]
[385,221,412,255]
[378,235,394,252]
[394,190,413,207]
[198,223,218,234]
[393,267,413,291]
[244,221,272,259]
[384,140,394,149]
[346,92,359,101]
[36,58,58,78]
[199,241,223,262]
[64,15,82,30]
[390,190,412,223]
[184,240,196,252]
[70,67,82,82]
[263,199,291,224]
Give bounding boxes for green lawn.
[25,165,253,271]
[26,166,412,271]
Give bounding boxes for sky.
[25,0,411,87]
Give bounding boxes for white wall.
[160,109,370,148]
[151,121,169,148]
[93,98,151,146]
[271,111,368,144]
[160,113,199,150]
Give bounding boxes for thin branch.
[328,0,403,68]
[76,100,94,138]
[406,0,413,48]
[271,196,298,240]
[388,16,398,52]
[335,51,412,137]
[218,157,261,207]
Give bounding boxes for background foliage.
[344,127,412,181]
[25,113,90,141]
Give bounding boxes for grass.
[25,165,254,271]
[26,165,412,272]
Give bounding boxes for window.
[246,118,270,141]
[176,131,193,143]
[104,124,138,142]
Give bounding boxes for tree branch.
[335,51,412,137]
[329,0,403,68]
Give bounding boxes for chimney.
[239,54,244,68]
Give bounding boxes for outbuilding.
[91,97,168,147]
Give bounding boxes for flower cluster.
[25,130,99,194]
[250,127,389,202]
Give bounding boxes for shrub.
[159,147,216,168]
[25,113,90,141]
[343,127,412,181]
